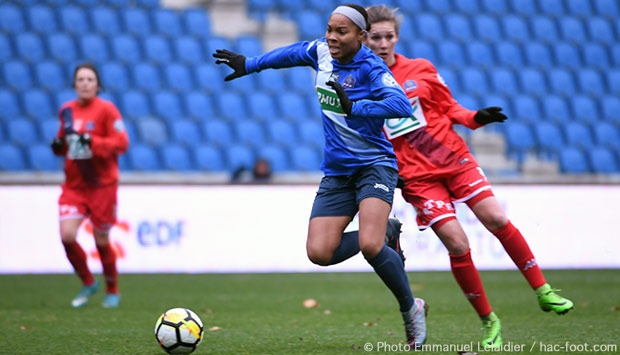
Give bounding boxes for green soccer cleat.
[102,293,120,308]
[537,284,574,315]
[71,280,100,308]
[481,312,502,350]
[385,217,406,265]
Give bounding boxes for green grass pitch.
[0,270,618,355]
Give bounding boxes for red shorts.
[401,166,493,230]
[58,184,118,231]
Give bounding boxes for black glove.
[396,176,405,189]
[51,137,64,151]
[213,49,247,81]
[79,133,91,147]
[326,80,353,115]
[474,106,507,125]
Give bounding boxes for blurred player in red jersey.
[51,63,129,308]
[365,5,574,349]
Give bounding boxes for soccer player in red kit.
[51,63,129,308]
[365,5,573,349]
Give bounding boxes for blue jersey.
[245,38,412,176]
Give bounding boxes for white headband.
[332,5,367,31]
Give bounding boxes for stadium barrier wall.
[0,185,618,273]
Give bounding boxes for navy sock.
[366,245,414,312]
[329,231,360,265]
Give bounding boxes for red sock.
[97,243,118,294]
[450,250,492,317]
[493,221,546,289]
[63,241,94,286]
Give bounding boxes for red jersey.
[53,97,129,189]
[383,54,482,181]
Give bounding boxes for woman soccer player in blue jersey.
[214,3,427,349]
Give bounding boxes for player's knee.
[306,247,332,266]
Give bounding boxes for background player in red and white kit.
[365,5,573,349]
[51,63,129,308]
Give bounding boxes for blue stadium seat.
[558,17,587,44]
[541,95,570,122]
[136,117,168,146]
[0,34,12,62]
[79,34,110,64]
[170,119,201,146]
[183,8,211,38]
[459,68,488,97]
[558,147,589,174]
[111,35,142,64]
[512,95,541,122]
[256,69,287,94]
[203,120,234,146]
[539,0,565,16]
[509,0,536,16]
[143,36,173,64]
[295,10,326,40]
[27,5,57,33]
[409,41,437,63]
[121,90,151,119]
[531,16,559,44]
[0,89,21,120]
[0,4,25,34]
[173,36,203,65]
[59,6,89,34]
[601,95,620,124]
[215,91,247,120]
[27,143,62,171]
[287,67,316,96]
[456,94,480,111]
[233,120,266,147]
[152,8,183,38]
[548,68,576,96]
[55,89,75,110]
[589,147,619,173]
[0,144,26,171]
[7,119,38,146]
[266,119,297,147]
[571,95,599,124]
[247,92,279,121]
[247,0,278,16]
[297,120,324,148]
[454,0,479,15]
[567,0,593,16]
[39,118,59,141]
[563,121,594,149]
[136,0,160,9]
[444,14,473,43]
[194,63,225,93]
[415,13,444,42]
[47,33,77,64]
[224,145,255,172]
[164,63,194,93]
[279,92,310,122]
[194,144,225,171]
[161,144,194,171]
[577,69,605,97]
[152,91,184,121]
[235,35,263,57]
[290,145,321,171]
[122,120,138,144]
[132,62,162,93]
[34,61,66,92]
[524,42,552,68]
[257,144,290,172]
[15,32,45,63]
[504,122,535,163]
[495,41,523,69]
[90,7,121,36]
[122,8,152,37]
[518,68,547,97]
[489,68,518,96]
[184,92,214,121]
[204,36,232,57]
[502,15,529,43]
[466,41,494,68]
[533,121,565,157]
[101,62,130,93]
[437,41,466,68]
[22,89,54,121]
[479,94,510,117]
[553,43,581,69]
[473,15,501,43]
[583,43,610,69]
[608,69,620,94]
[594,0,619,18]
[587,17,614,44]
[127,144,160,171]
[480,0,508,14]
[436,67,460,95]
[593,121,620,149]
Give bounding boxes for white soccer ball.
[154,307,204,354]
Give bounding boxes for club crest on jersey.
[382,73,399,87]
[85,121,95,131]
[404,80,418,91]
[342,74,355,88]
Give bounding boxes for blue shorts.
[310,165,398,219]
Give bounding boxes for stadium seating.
[558,147,589,174]
[34,61,66,92]
[0,89,21,120]
[504,122,535,163]
[47,33,78,64]
[28,143,62,171]
[0,144,27,171]
[160,144,194,171]
[290,145,321,172]
[224,145,255,171]
[256,144,290,172]
[589,147,619,174]
[127,143,160,171]
[203,120,234,147]
[194,144,226,171]
[27,5,58,34]
[184,92,215,121]
[90,6,122,36]
[122,8,152,37]
[533,121,565,158]
[111,35,143,64]
[6,119,39,147]
[169,119,201,147]
[0,4,25,34]
[22,89,54,120]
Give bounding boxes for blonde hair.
[366,5,403,35]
